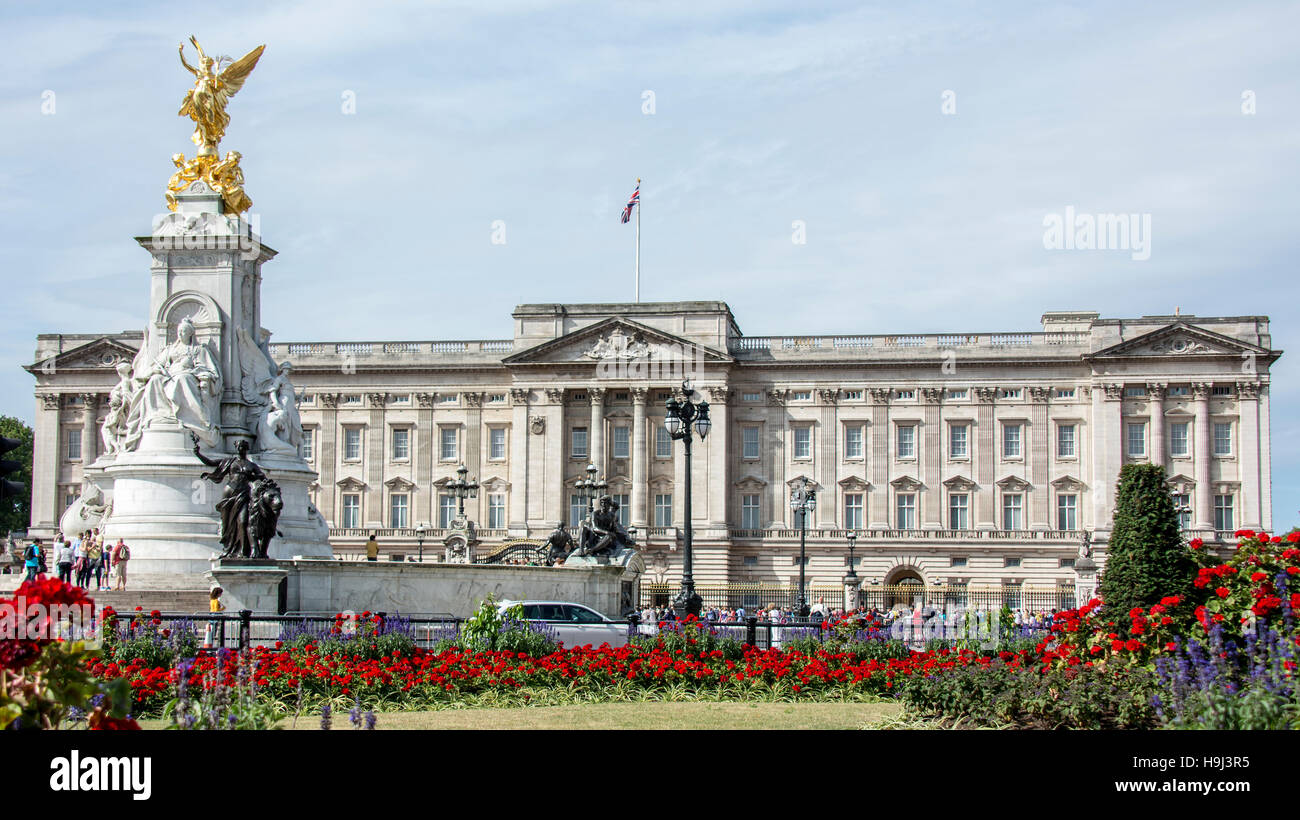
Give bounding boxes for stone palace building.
[26,301,1277,599]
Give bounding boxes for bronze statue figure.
[192,432,282,559]
[544,521,575,566]
[575,495,634,558]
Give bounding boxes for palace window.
[1169,422,1189,457]
[741,494,761,529]
[1057,494,1077,531]
[842,390,863,401]
[999,388,1022,400]
[66,429,81,461]
[895,390,915,401]
[949,425,968,459]
[1212,385,1234,397]
[569,494,587,528]
[1214,495,1234,531]
[741,391,762,403]
[301,429,314,461]
[437,393,457,405]
[487,393,506,404]
[1002,494,1023,530]
[389,494,409,529]
[1126,423,1146,457]
[571,427,588,459]
[948,494,969,530]
[1002,424,1021,459]
[1124,386,1146,398]
[489,428,506,460]
[1004,557,1022,568]
[488,494,506,529]
[1055,388,1075,399]
[895,494,916,530]
[947,389,968,400]
[844,425,864,459]
[742,426,760,460]
[341,494,360,529]
[844,493,863,530]
[344,428,362,461]
[439,495,456,528]
[1213,423,1233,456]
[439,428,457,461]
[654,494,673,527]
[793,427,812,460]
[1167,386,1190,397]
[1057,424,1076,458]
[896,425,916,459]
[655,426,672,458]
[792,391,812,402]
[1172,493,1191,529]
[391,428,410,461]
[612,426,630,459]
[950,556,968,568]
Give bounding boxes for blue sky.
[1,1,1298,519]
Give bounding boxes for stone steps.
[0,574,212,614]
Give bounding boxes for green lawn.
[138,700,903,730]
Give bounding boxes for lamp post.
[789,477,817,618]
[446,464,479,518]
[664,381,711,619]
[578,462,608,522]
[416,523,427,563]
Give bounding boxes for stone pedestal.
[207,562,288,613]
[1073,556,1098,607]
[843,572,861,613]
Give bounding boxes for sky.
[1,1,1298,517]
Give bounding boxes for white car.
[497,600,631,648]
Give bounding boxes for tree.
[1098,463,1197,616]
[0,416,34,536]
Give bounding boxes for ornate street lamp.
[844,530,859,613]
[578,462,608,522]
[415,522,427,563]
[790,477,817,617]
[664,381,710,619]
[446,464,479,518]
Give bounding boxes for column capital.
[79,392,100,407]
[544,388,565,404]
[868,387,892,406]
[1237,381,1262,400]
[365,392,388,408]
[974,386,997,404]
[920,387,943,405]
[630,387,649,404]
[1191,382,1213,400]
[766,388,789,407]
[1145,382,1167,400]
[509,388,531,405]
[38,393,61,411]
[463,391,485,408]
[707,385,732,404]
[587,386,607,403]
[1101,383,1125,401]
[413,392,434,408]
[1028,386,1051,404]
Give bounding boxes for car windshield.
[566,606,605,624]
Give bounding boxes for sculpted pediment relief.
[1089,322,1270,360]
[502,317,733,366]
[942,475,978,492]
[996,474,1032,492]
[28,337,143,373]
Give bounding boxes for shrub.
[1099,463,1197,617]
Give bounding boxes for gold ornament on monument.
[166,36,264,215]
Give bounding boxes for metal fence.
[118,611,466,652]
[640,583,1075,613]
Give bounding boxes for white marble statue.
[59,478,109,536]
[101,361,136,455]
[139,317,222,446]
[237,327,303,454]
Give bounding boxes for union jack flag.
[621,185,640,223]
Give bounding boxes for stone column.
[80,393,100,466]
[975,387,997,530]
[544,389,566,526]
[1029,387,1050,529]
[1237,382,1261,529]
[1094,384,1124,531]
[416,393,435,527]
[768,389,789,526]
[588,387,606,474]
[707,386,730,527]
[365,393,386,528]
[32,393,61,534]
[868,389,891,529]
[631,388,648,528]
[318,394,339,523]
[1192,383,1213,529]
[1147,383,1166,469]
[509,389,531,531]
[1257,383,1272,531]
[464,392,484,522]
[921,388,942,529]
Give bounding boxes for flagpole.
[634,177,641,303]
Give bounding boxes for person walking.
[56,538,74,584]
[204,587,226,648]
[111,539,130,590]
[87,536,104,592]
[365,532,379,562]
[23,538,43,582]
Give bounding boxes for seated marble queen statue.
[139,317,222,446]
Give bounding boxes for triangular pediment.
[1165,473,1196,493]
[996,474,1032,492]
[336,476,367,492]
[1050,474,1087,492]
[890,475,924,491]
[736,474,769,491]
[838,475,871,492]
[502,317,733,366]
[942,475,979,492]
[383,476,416,492]
[1088,322,1271,360]
[27,336,144,373]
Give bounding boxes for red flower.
[1251,572,1267,582]
[1216,587,1231,599]
[1189,538,1204,550]
[1124,639,1142,652]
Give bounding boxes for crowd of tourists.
[7,529,131,590]
[636,598,1059,632]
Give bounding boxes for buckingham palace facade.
[26,301,1278,591]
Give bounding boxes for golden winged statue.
[166,37,264,215]
[178,36,265,157]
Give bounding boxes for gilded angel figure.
[178,36,265,155]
